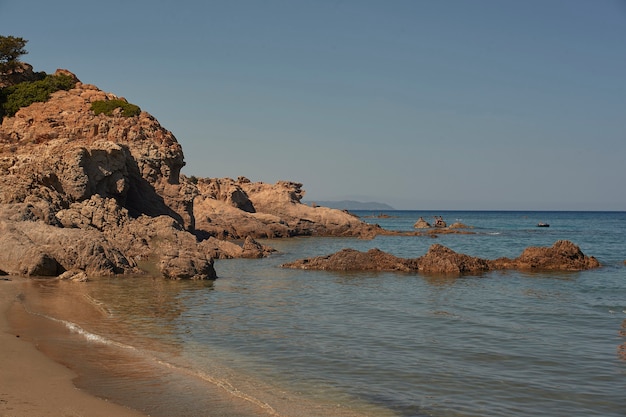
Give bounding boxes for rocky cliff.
[0,69,380,279]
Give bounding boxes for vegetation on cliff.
[91,99,141,117]
[0,73,76,118]
[0,36,78,119]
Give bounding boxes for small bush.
[91,99,141,117]
[0,73,76,118]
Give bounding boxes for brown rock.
[199,236,275,260]
[417,244,491,274]
[413,217,431,228]
[0,63,41,88]
[282,240,600,276]
[193,177,383,239]
[58,269,89,282]
[491,240,600,271]
[0,70,208,279]
[159,248,216,280]
[0,77,192,230]
[0,218,136,277]
[283,248,417,272]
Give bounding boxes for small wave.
[487,232,501,235]
[60,320,135,350]
[156,360,282,416]
[20,302,135,351]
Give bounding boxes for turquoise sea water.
[12,211,626,417]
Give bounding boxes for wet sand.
[0,277,148,417]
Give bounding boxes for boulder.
[0,218,136,277]
[417,244,491,274]
[491,240,600,271]
[159,248,216,280]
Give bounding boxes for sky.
[1,0,625,210]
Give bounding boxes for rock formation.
[0,68,384,279]
[0,63,40,88]
[413,217,431,228]
[281,240,601,275]
[1,66,602,281]
[192,177,383,239]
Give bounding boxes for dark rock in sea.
[417,244,491,274]
[282,240,600,276]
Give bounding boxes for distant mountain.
[306,200,395,211]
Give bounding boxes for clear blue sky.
[2,0,625,210]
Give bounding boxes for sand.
[0,277,148,417]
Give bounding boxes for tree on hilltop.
[0,35,28,73]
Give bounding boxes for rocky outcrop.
[0,71,213,278]
[0,216,136,277]
[417,244,491,274]
[193,177,383,239]
[0,73,194,229]
[0,63,40,88]
[281,240,600,275]
[490,240,601,271]
[0,68,386,279]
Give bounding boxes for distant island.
[307,200,396,210]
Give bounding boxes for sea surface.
[10,211,626,417]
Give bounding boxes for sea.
[8,210,626,417]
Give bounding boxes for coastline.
[0,277,148,417]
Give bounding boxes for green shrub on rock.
[0,73,76,118]
[90,99,141,117]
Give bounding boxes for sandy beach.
[0,277,148,417]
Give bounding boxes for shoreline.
[0,277,149,417]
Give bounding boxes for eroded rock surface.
[193,177,383,239]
